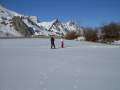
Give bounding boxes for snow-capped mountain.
[0,5,47,37]
[65,21,80,31]
[0,5,84,37]
[64,21,84,35]
[0,6,22,37]
[38,19,68,35]
[38,19,84,36]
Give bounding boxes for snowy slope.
[0,23,22,37]
[0,5,23,37]
[0,39,120,90]
[0,5,21,19]
[0,5,43,37]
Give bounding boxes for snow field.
[0,39,120,90]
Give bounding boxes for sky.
[0,0,120,27]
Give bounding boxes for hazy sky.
[1,0,120,27]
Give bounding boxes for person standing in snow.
[50,35,56,49]
[61,36,64,48]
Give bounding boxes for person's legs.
[61,41,64,48]
[62,42,63,48]
[51,43,53,48]
[51,45,52,48]
[53,43,56,48]
[51,41,55,49]
[51,42,55,49]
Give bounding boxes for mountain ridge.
[0,5,84,37]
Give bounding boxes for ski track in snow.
[0,38,120,90]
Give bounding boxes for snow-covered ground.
[0,39,120,90]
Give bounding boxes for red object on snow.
[61,38,64,48]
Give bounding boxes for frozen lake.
[0,38,120,90]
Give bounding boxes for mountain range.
[0,5,84,37]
